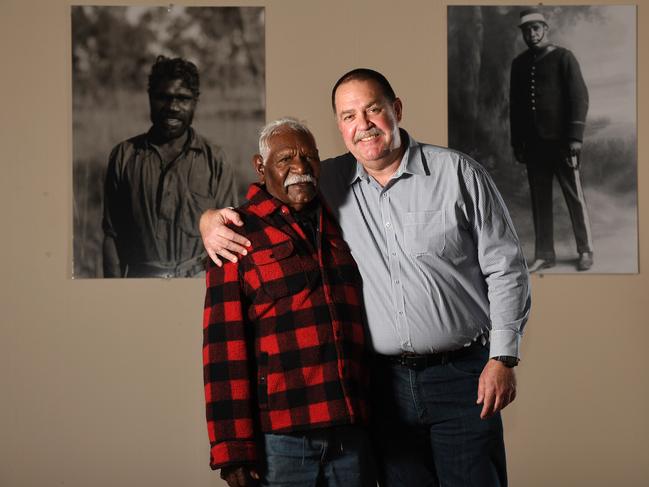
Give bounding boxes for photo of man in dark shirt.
[102,56,238,278]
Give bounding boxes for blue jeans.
[260,425,376,486]
[371,342,507,487]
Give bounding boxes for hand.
[220,465,260,487]
[568,140,582,157]
[566,140,582,168]
[199,208,251,266]
[476,359,517,419]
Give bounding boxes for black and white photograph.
[448,5,637,273]
[72,5,265,278]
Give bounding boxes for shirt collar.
[348,128,428,185]
[142,126,202,152]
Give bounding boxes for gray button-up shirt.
[319,130,530,357]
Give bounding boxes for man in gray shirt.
[200,69,530,487]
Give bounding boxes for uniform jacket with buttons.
[510,45,589,150]
[202,183,370,470]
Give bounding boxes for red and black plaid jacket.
[203,183,369,470]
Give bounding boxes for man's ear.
[393,97,403,123]
[253,154,265,182]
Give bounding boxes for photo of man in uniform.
[447,5,637,274]
[510,8,594,272]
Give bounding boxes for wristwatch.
[492,356,519,368]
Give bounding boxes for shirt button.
[391,252,396,256]
[398,311,404,316]
[394,280,400,284]
[385,222,391,228]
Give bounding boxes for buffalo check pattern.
[203,183,369,470]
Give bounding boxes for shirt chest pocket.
[251,240,309,299]
[403,210,445,255]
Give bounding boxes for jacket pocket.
[251,240,309,299]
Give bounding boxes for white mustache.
[354,128,383,143]
[284,173,317,188]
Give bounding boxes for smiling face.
[334,78,403,171]
[520,21,549,50]
[254,128,320,212]
[149,78,197,141]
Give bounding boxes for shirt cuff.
[210,440,258,470]
[488,329,522,359]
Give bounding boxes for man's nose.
[166,97,182,112]
[358,111,373,129]
[290,156,311,173]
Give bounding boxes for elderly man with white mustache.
[202,117,375,487]
[201,69,531,487]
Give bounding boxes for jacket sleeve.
[203,260,257,470]
[562,49,589,141]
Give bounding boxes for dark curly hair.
[148,55,200,98]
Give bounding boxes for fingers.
[478,361,517,419]
[201,208,251,265]
[219,248,243,264]
[234,468,248,486]
[222,466,258,487]
[207,248,224,267]
[222,207,245,227]
[215,226,251,254]
[480,387,496,419]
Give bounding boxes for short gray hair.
[258,117,314,162]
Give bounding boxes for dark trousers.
[525,140,593,260]
[260,426,376,487]
[371,343,507,487]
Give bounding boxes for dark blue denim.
[260,425,376,486]
[371,342,507,487]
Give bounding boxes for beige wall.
[1,1,647,486]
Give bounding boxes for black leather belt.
[376,343,478,371]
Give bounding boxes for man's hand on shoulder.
[220,465,260,487]
[477,359,517,419]
[199,208,251,266]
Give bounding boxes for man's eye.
[343,114,354,122]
